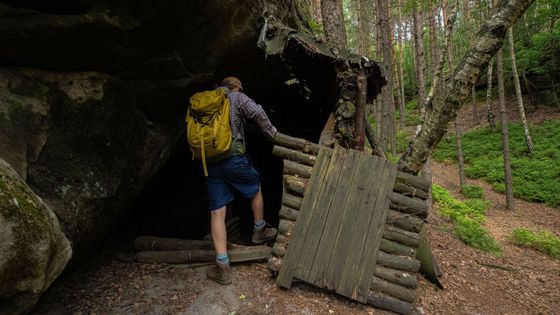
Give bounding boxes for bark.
[360,0,372,57]
[508,28,534,152]
[486,59,496,130]
[429,3,439,75]
[321,0,348,50]
[412,5,427,117]
[378,0,397,155]
[398,0,536,174]
[397,0,406,128]
[497,47,515,210]
[356,0,364,55]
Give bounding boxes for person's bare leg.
[251,186,264,222]
[210,206,227,255]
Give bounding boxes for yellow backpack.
[186,89,232,176]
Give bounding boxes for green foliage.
[511,227,560,259]
[396,129,413,154]
[432,184,501,254]
[433,121,560,207]
[461,184,484,199]
[395,98,420,127]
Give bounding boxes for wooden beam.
[374,265,418,288]
[273,145,317,166]
[389,192,429,218]
[134,245,271,264]
[386,209,424,233]
[284,160,313,178]
[367,291,413,315]
[284,175,307,197]
[279,206,299,221]
[380,238,417,257]
[382,226,420,247]
[282,193,303,209]
[395,171,431,193]
[371,276,416,303]
[274,132,320,155]
[393,181,429,200]
[376,252,421,272]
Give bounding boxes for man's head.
[221,77,243,92]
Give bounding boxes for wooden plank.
[295,145,347,281]
[306,149,361,285]
[273,145,317,166]
[352,160,397,302]
[276,147,332,288]
[284,160,313,178]
[325,154,383,298]
[134,245,271,264]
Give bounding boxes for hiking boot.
[206,262,232,285]
[252,224,277,244]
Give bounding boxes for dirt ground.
[33,102,560,315]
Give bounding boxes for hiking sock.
[216,253,229,265]
[254,220,265,231]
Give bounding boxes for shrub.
[433,121,560,207]
[432,185,501,254]
[461,184,484,199]
[511,228,560,259]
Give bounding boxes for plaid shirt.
[226,90,277,141]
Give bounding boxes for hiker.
[187,76,278,285]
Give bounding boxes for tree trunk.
[472,85,478,124]
[412,5,427,118]
[428,3,438,76]
[360,0,372,57]
[356,0,364,54]
[321,0,348,50]
[508,27,534,153]
[398,0,536,174]
[486,1,497,130]
[397,0,406,128]
[378,0,397,155]
[497,47,515,210]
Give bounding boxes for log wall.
[269,133,430,315]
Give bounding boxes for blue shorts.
[204,155,261,211]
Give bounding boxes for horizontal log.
[284,175,308,197]
[134,236,216,251]
[275,232,290,245]
[380,238,417,257]
[367,291,413,315]
[282,193,303,209]
[383,226,420,247]
[371,276,416,303]
[374,265,418,288]
[386,210,424,233]
[278,219,295,235]
[272,243,287,257]
[268,256,283,272]
[396,171,431,193]
[393,181,429,200]
[284,160,313,178]
[389,192,428,218]
[376,252,421,273]
[134,245,271,264]
[273,132,320,155]
[279,206,299,221]
[273,145,317,166]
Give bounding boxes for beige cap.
[221,76,243,91]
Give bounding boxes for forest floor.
[33,102,560,315]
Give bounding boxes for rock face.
[0,1,310,312]
[0,158,72,315]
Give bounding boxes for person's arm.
[237,93,277,139]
